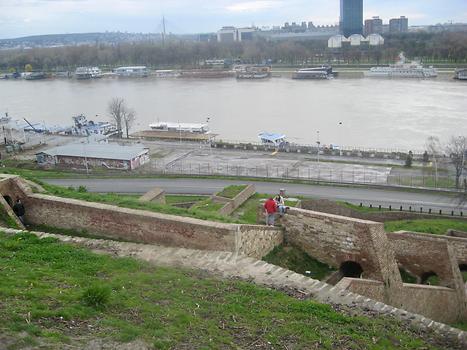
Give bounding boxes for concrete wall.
[139,187,166,205]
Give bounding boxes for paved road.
[45,178,467,213]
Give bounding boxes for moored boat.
[454,68,467,80]
[364,52,437,78]
[292,66,333,80]
[236,65,271,79]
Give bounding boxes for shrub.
[77,186,88,193]
[81,284,111,309]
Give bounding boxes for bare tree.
[426,136,442,183]
[108,97,125,138]
[123,108,136,139]
[446,136,467,189]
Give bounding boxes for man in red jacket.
[264,197,277,226]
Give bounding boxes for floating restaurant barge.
[236,65,271,79]
[292,66,333,80]
[133,122,217,142]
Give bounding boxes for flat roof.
[258,132,286,142]
[37,143,148,161]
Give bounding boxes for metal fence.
[151,161,467,192]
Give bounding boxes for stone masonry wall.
[217,184,256,216]
[237,225,283,259]
[0,177,282,259]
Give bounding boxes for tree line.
[0,32,466,71]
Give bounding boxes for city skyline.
[1,0,467,39]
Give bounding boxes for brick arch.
[420,271,440,286]
[3,195,12,207]
[340,261,363,278]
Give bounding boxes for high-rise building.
[340,0,363,37]
[389,16,409,33]
[364,16,383,35]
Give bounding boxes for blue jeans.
[266,213,275,226]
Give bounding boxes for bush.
[77,186,88,193]
[81,284,111,309]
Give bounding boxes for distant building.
[237,28,256,41]
[389,16,409,33]
[36,143,150,171]
[340,0,363,37]
[198,33,217,42]
[217,27,256,42]
[365,16,383,35]
[328,34,384,48]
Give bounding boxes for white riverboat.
[75,67,103,79]
[115,66,149,78]
[454,68,467,81]
[149,122,210,134]
[292,66,333,80]
[364,53,437,78]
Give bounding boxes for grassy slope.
[384,219,467,236]
[0,232,444,350]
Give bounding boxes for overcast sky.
[1,0,466,39]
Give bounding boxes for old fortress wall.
[0,175,466,325]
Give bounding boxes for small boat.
[454,68,467,81]
[67,114,118,136]
[24,72,47,80]
[258,132,288,148]
[292,66,333,80]
[364,52,437,78]
[0,112,11,123]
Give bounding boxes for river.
[0,76,466,150]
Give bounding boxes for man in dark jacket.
[13,199,25,224]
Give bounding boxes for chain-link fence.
[152,161,467,191]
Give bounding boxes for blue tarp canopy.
[258,132,286,143]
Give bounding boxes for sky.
[0,0,466,39]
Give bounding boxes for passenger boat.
[75,67,103,79]
[66,115,118,136]
[454,68,467,80]
[364,53,437,78]
[292,66,333,80]
[114,66,149,78]
[236,65,271,79]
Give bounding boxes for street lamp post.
[338,121,343,156]
[316,131,321,168]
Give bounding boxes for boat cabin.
[149,122,210,134]
[258,132,288,148]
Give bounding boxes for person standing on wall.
[13,198,25,224]
[264,197,277,227]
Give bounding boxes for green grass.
[384,219,467,236]
[0,204,20,229]
[453,322,467,331]
[0,232,445,349]
[339,201,385,213]
[263,244,336,280]
[399,268,418,284]
[165,195,206,205]
[216,185,247,199]
[462,271,467,283]
[38,182,241,224]
[190,198,225,213]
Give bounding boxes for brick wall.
[0,177,282,259]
